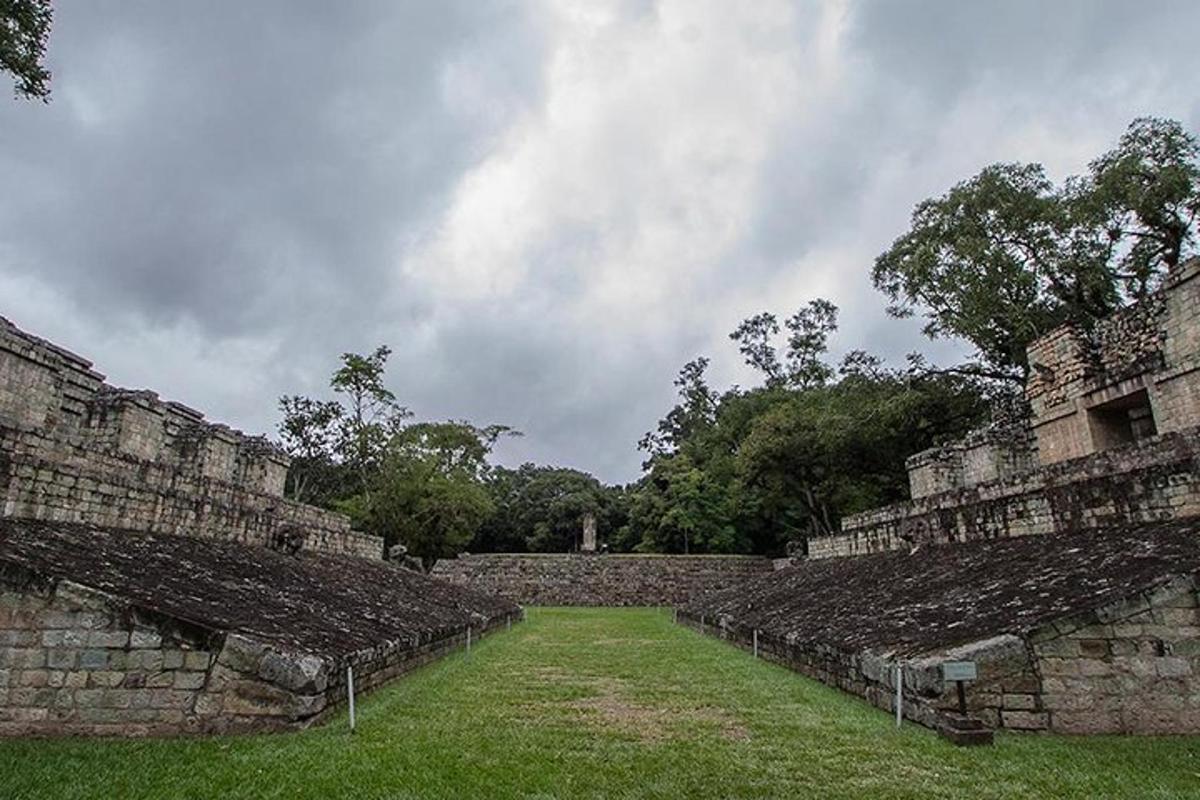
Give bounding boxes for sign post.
[347,665,356,733]
[941,661,978,715]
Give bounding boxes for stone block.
[1000,710,1049,730]
[183,651,211,672]
[221,681,295,717]
[1002,692,1036,710]
[218,635,265,674]
[86,631,129,648]
[258,651,328,694]
[193,692,222,717]
[46,649,77,670]
[130,630,162,649]
[1054,710,1123,734]
[174,671,207,690]
[77,650,108,670]
[1156,657,1193,677]
[88,671,125,689]
[1034,638,1080,657]
[17,670,49,688]
[5,649,47,669]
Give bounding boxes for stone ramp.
[0,519,521,736]
[679,522,1200,735]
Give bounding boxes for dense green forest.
[277,117,1199,566]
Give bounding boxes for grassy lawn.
[2,607,1198,799]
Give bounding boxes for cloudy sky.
[2,1,1197,483]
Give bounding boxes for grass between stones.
[2,607,1198,799]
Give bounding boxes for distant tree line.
[278,117,1199,563]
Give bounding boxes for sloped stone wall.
[682,527,1200,735]
[0,521,522,737]
[431,553,773,606]
[0,316,381,560]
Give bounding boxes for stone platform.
[0,519,521,736]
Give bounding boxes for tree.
[626,299,989,555]
[330,346,411,499]
[276,346,411,504]
[729,299,839,389]
[367,422,511,569]
[734,367,988,544]
[873,117,1199,381]
[472,464,620,553]
[276,395,343,503]
[2,0,53,100]
[638,357,719,459]
[1088,117,1200,295]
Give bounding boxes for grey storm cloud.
[2,0,1198,484]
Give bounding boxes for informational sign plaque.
[942,661,977,682]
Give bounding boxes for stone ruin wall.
[0,317,382,560]
[1028,259,1200,465]
[810,427,1200,559]
[0,565,517,736]
[681,574,1200,735]
[431,553,774,606]
[814,258,1200,561]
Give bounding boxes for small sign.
[942,661,977,682]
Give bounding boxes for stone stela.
[581,514,597,553]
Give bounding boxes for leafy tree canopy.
[1,0,52,100]
[873,117,1199,381]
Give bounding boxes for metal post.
[673,608,678,624]
[466,626,472,658]
[347,666,356,733]
[700,615,705,635]
[506,615,511,631]
[895,664,903,728]
[753,629,759,659]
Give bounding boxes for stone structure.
[0,519,519,736]
[0,316,381,560]
[681,522,1200,736]
[580,514,597,553]
[809,427,1200,560]
[1028,259,1200,464]
[810,257,1200,559]
[431,553,773,606]
[906,400,1038,500]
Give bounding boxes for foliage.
[276,395,344,504]
[472,464,628,553]
[873,117,1199,380]
[368,422,504,568]
[330,346,412,498]
[728,299,837,389]
[277,350,514,568]
[627,300,988,554]
[0,0,52,100]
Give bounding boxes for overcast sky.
[2,1,1197,483]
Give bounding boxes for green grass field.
[1,607,1198,799]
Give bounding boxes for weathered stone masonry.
[809,428,1200,560]
[432,553,774,606]
[810,258,1200,560]
[0,520,520,736]
[682,523,1200,736]
[0,316,382,560]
